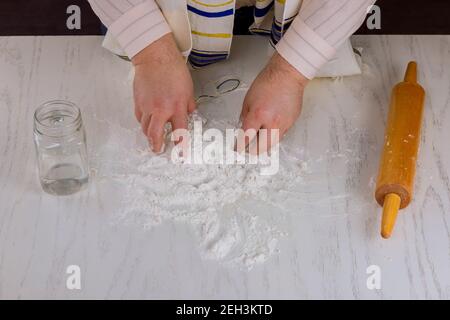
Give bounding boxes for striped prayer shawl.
[184,0,302,67]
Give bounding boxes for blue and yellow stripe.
[254,1,274,18]
[190,0,234,7]
[189,49,229,67]
[191,30,232,38]
[187,4,234,18]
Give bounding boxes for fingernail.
[158,143,166,154]
[148,137,153,149]
[151,142,165,154]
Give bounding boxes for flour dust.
[90,104,309,270]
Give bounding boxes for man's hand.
[239,52,309,154]
[132,34,196,153]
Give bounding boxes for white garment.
[88,0,377,79]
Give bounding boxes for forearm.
[87,0,171,58]
[276,0,378,79]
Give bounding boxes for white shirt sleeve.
[276,0,377,79]
[87,0,171,58]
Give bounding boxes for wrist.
[270,52,309,89]
[132,33,178,66]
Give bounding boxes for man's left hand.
[239,52,309,154]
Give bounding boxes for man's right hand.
[132,33,196,153]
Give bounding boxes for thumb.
[188,98,196,113]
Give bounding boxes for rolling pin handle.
[404,61,418,84]
[381,193,402,239]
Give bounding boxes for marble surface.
[0,35,449,299]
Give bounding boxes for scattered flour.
[91,105,308,270]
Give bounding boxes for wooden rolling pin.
[375,61,426,239]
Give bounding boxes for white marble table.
[0,35,449,299]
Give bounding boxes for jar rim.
[34,100,82,137]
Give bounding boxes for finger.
[236,114,262,154]
[147,115,169,153]
[188,99,196,114]
[255,126,282,155]
[140,113,151,136]
[170,113,188,144]
[135,106,143,123]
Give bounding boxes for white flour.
[91,101,308,270]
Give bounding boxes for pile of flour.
[91,106,308,269]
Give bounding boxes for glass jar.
[33,100,89,195]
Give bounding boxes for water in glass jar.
[34,100,89,196]
[41,163,88,195]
